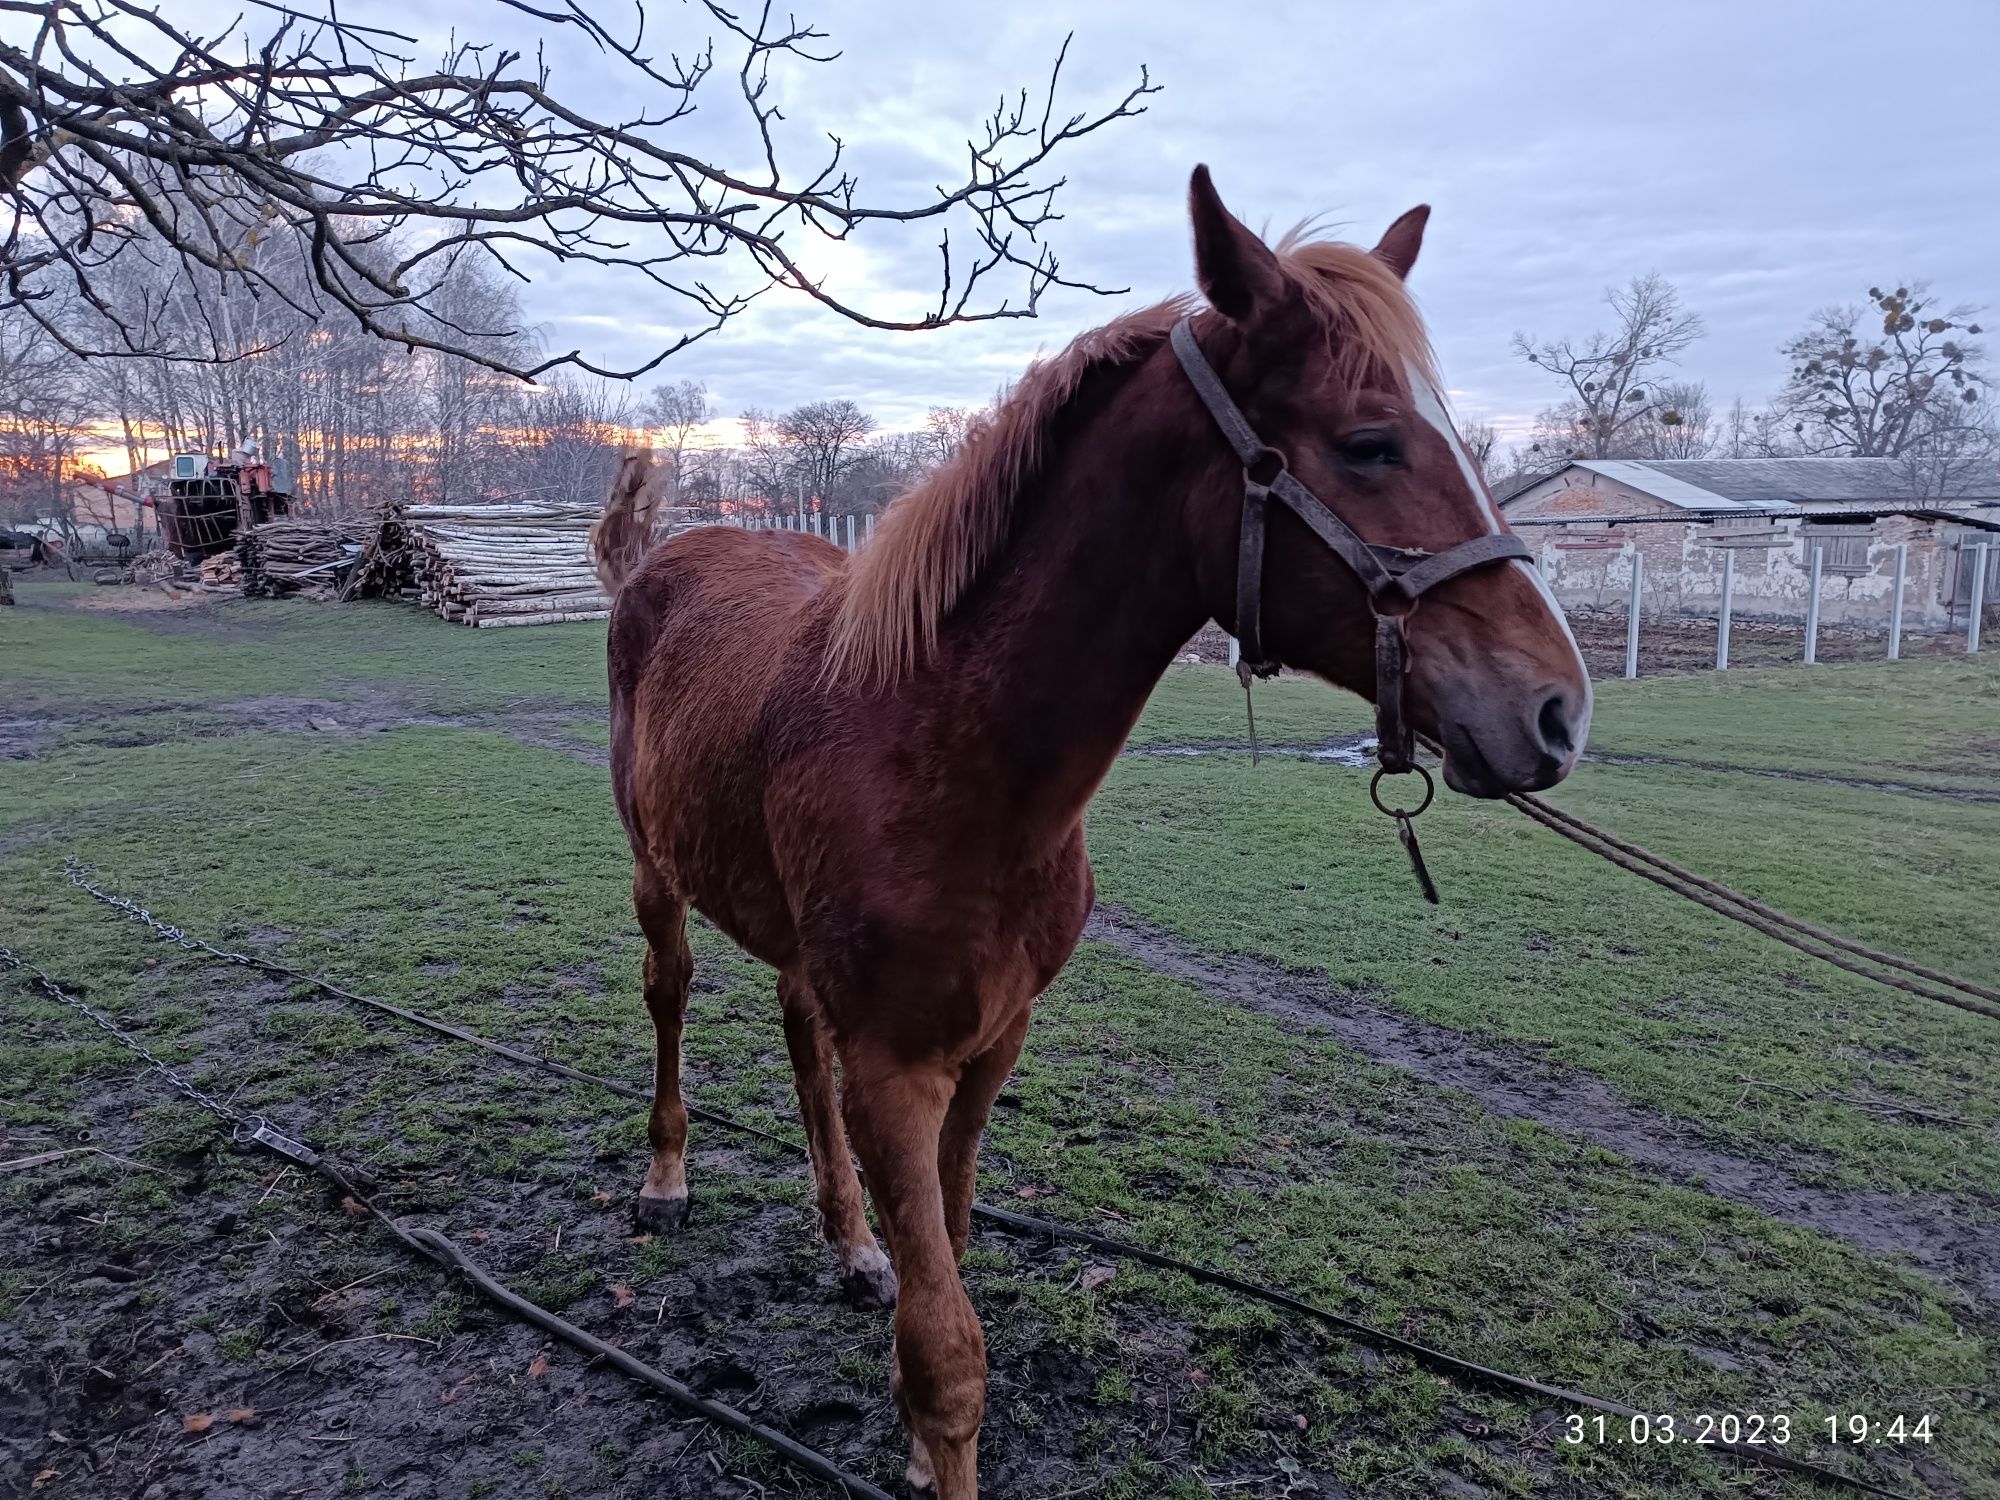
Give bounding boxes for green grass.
[7,582,611,716]
[4,584,1996,1498]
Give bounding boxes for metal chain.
[65,859,244,962]
[1,941,319,1166]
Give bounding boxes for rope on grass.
[56,867,1922,1500]
[1505,792,2000,1023]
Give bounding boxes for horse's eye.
[1336,430,1401,466]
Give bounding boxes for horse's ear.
[1371,205,1430,280]
[1189,165,1285,321]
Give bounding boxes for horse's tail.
[593,449,668,597]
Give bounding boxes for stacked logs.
[237,516,377,597]
[407,503,614,627]
[338,504,415,602]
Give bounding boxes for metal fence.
[730,509,876,552]
[1595,537,1992,677]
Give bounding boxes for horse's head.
[1178,167,1590,797]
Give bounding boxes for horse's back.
[608,527,844,927]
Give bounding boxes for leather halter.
[1169,317,1531,777]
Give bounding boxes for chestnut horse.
[595,167,1590,1497]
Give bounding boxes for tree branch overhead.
[0,1,1157,378]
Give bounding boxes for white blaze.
[1400,360,1592,740]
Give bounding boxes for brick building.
[1499,458,2000,630]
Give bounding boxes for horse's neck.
[936,371,1214,822]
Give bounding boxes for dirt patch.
[1083,905,2000,1303]
[5,686,611,770]
[1124,734,1376,767]
[67,585,228,615]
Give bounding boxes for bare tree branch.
[1513,272,1705,460]
[0,1,1156,378]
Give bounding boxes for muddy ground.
[5,941,1617,1500]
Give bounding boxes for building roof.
[1506,456,2000,512]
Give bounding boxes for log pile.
[338,504,415,602]
[237,516,377,597]
[197,551,242,587]
[407,503,613,627]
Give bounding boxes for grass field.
[4,581,1997,1500]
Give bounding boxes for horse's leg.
[844,1051,984,1500]
[632,873,694,1232]
[938,1008,1031,1261]
[777,969,897,1307]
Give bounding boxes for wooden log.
[469,593,612,616]
[473,608,612,628]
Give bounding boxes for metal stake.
[1716,548,1735,671]
[1888,543,1907,660]
[1970,542,1989,654]
[1624,551,1643,680]
[1803,545,1823,664]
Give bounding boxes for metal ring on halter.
[1244,446,1287,487]
[1369,763,1435,820]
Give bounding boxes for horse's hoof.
[839,1249,898,1309]
[632,1192,689,1233]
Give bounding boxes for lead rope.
[1237,658,1263,766]
[1234,659,1441,902]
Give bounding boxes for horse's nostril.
[1537,693,1575,757]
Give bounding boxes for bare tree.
[502,375,641,507]
[1777,284,1986,459]
[1513,273,1706,459]
[923,405,980,468]
[1632,380,1714,459]
[0,3,1156,379]
[1891,397,1999,501]
[0,301,89,525]
[777,399,875,512]
[1452,416,1498,480]
[1721,397,1793,459]
[737,407,796,516]
[643,379,716,507]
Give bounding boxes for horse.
[593,165,1591,1499]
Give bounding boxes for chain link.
[2,938,319,1165]
[65,859,258,966]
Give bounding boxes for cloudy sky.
[225,0,2000,446]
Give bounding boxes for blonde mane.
[827,232,1437,685]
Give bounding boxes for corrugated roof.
[1568,457,2000,508]
[1573,460,1772,510]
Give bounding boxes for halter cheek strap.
[1170,317,1533,902]
[1168,317,1530,776]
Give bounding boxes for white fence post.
[844,514,856,552]
[1624,550,1643,680]
[864,513,875,544]
[1888,543,1907,661]
[1227,636,1241,669]
[1715,548,1735,671]
[1803,545,1823,664]
[1970,542,1989,654]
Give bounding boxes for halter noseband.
[1169,316,1532,901]
[1169,317,1529,774]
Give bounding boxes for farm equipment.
[156,443,292,562]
